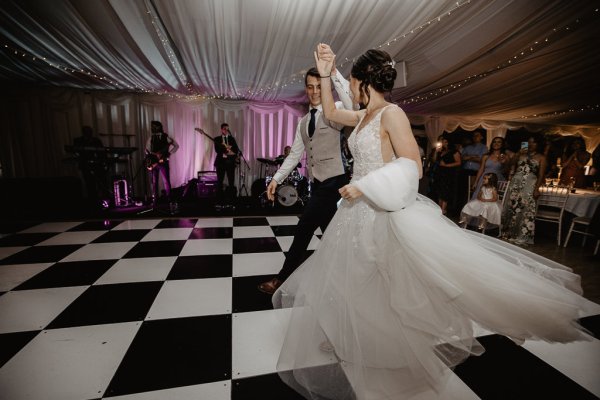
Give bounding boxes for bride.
[273,44,596,400]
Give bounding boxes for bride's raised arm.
[314,44,362,127]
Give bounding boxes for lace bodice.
[348,105,396,181]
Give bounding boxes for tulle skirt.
[273,194,596,400]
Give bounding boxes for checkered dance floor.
[0,216,599,399]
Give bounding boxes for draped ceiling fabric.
[0,0,599,192]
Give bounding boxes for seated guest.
[459,172,502,232]
[559,137,591,188]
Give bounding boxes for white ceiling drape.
[1,0,598,128]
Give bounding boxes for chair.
[495,180,510,236]
[564,204,600,251]
[563,217,594,247]
[535,186,569,246]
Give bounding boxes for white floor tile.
[141,227,193,241]
[0,286,88,333]
[195,218,234,228]
[233,226,274,238]
[112,219,161,230]
[232,309,293,379]
[107,381,230,400]
[60,242,137,262]
[266,216,299,226]
[276,235,320,252]
[19,222,82,233]
[0,263,53,291]
[523,338,600,397]
[0,322,140,400]
[145,278,232,320]
[0,246,28,261]
[94,257,177,285]
[36,231,105,246]
[180,239,232,256]
[232,253,285,277]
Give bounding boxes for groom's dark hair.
[305,67,320,86]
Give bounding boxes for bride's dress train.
[273,105,596,400]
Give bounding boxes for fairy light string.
[246,0,474,98]
[400,7,600,106]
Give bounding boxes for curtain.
[0,87,307,199]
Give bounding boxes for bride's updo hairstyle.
[351,49,397,106]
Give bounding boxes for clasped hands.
[314,43,335,78]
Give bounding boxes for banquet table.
[539,187,600,218]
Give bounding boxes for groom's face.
[305,75,321,107]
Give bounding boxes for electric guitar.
[144,144,171,171]
[195,127,240,165]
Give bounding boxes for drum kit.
[252,157,309,207]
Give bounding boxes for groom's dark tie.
[308,108,317,137]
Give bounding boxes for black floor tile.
[104,315,231,397]
[234,217,269,226]
[233,237,281,254]
[0,244,83,265]
[155,219,198,228]
[167,255,232,280]
[232,275,276,313]
[189,227,233,239]
[232,372,306,400]
[123,240,186,258]
[92,229,150,243]
[579,314,600,339]
[13,259,117,290]
[0,233,57,247]
[0,221,40,235]
[454,334,598,400]
[270,225,296,236]
[0,330,40,368]
[46,281,164,329]
[68,220,124,231]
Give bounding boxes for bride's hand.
[314,43,334,77]
[339,184,363,200]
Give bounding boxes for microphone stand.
[237,149,250,197]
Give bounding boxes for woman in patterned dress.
[502,135,547,245]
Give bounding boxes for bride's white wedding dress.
[273,105,596,400]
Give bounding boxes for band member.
[275,145,301,168]
[214,123,240,205]
[145,120,179,204]
[73,125,106,200]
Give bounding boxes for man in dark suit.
[214,123,240,206]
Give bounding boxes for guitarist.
[214,123,240,206]
[145,120,179,204]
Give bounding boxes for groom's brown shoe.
[258,278,282,294]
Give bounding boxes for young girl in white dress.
[460,172,502,231]
[273,44,596,400]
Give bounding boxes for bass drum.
[276,184,299,207]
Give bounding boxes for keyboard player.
[72,125,107,200]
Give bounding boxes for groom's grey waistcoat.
[298,112,345,182]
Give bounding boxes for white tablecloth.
[538,187,600,218]
[562,189,600,218]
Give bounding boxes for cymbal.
[257,157,278,166]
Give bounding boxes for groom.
[258,65,353,294]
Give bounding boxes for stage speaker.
[196,181,217,198]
